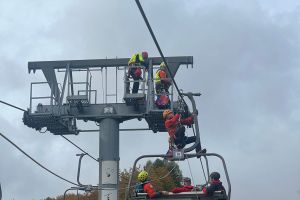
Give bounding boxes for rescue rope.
[186,158,196,189]
[157,162,178,180]
[186,158,202,200]
[192,126,208,183]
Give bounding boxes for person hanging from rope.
[135,170,169,199]
[202,172,226,196]
[163,109,206,155]
[155,62,171,109]
[127,51,149,94]
[171,177,194,193]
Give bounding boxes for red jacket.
[143,182,159,198]
[171,185,194,193]
[164,114,193,137]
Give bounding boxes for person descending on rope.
[135,170,169,199]
[163,109,206,156]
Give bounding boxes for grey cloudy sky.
[0,0,300,199]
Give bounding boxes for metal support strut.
[182,92,202,153]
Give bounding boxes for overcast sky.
[1,0,300,199]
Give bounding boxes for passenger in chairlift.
[163,109,204,155]
[136,170,169,199]
[202,172,226,196]
[127,51,149,94]
[171,177,194,193]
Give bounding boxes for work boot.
[196,148,207,158]
[164,149,174,161]
[166,149,173,157]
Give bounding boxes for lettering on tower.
[103,105,116,114]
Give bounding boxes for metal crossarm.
[28,56,192,72]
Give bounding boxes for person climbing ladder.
[163,109,206,155]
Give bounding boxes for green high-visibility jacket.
[128,53,145,65]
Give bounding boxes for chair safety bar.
[125,152,231,200]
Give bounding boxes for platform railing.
[29,82,57,114]
[123,65,147,97]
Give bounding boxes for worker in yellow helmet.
[128,51,149,67]
[154,62,171,109]
[127,52,149,94]
[135,170,169,198]
[155,62,171,95]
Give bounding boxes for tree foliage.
[46,191,97,200]
[145,159,182,191]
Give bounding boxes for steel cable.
[0,100,26,112]
[61,135,98,162]
[0,100,98,162]
[0,132,80,186]
[134,0,188,104]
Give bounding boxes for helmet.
[183,177,191,182]
[138,170,148,182]
[159,62,166,69]
[163,109,173,119]
[142,51,148,59]
[210,172,220,180]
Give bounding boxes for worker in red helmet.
[171,177,194,193]
[202,172,226,196]
[127,51,149,93]
[163,109,205,155]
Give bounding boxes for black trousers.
[155,83,170,95]
[132,77,140,93]
[174,126,201,150]
[127,67,141,94]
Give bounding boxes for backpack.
[135,182,145,194]
[134,67,142,77]
[129,67,142,78]
[155,95,170,109]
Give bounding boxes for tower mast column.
[99,118,120,200]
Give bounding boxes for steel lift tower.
[23,56,193,200]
